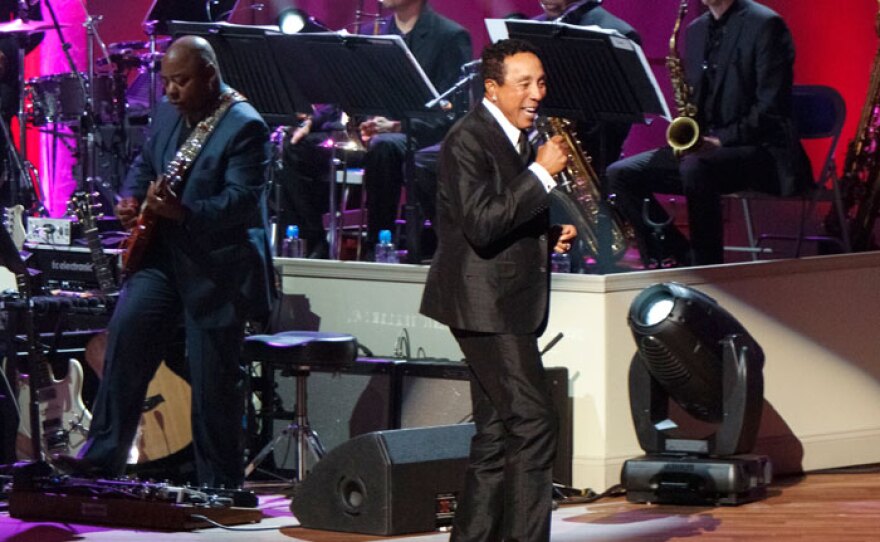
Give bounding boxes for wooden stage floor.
[0,465,877,541]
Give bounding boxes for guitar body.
[85,331,192,464]
[121,207,159,279]
[134,361,192,463]
[16,358,92,460]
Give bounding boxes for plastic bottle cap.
[378,229,392,244]
[286,225,299,238]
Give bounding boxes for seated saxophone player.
[606,0,811,268]
[357,0,471,258]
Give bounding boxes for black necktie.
[518,131,530,163]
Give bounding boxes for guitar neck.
[84,224,118,295]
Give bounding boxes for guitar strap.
[163,89,247,192]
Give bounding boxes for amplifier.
[25,218,77,245]
[25,243,122,292]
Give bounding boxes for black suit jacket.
[537,0,640,44]
[368,4,472,146]
[685,0,811,196]
[420,104,551,335]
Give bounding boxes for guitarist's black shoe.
[50,454,105,478]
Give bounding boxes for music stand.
[144,0,240,36]
[266,32,444,263]
[490,19,670,272]
[166,21,306,126]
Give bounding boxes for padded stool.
[242,331,357,482]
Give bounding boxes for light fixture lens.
[642,297,674,326]
[279,11,306,34]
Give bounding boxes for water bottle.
[551,252,571,273]
[282,225,306,258]
[374,229,399,263]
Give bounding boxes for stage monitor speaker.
[398,362,572,486]
[291,423,474,536]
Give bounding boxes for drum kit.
[0,14,167,213]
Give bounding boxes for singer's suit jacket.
[420,104,551,335]
[684,0,811,196]
[122,89,275,328]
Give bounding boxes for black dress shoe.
[51,454,104,477]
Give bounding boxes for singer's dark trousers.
[450,330,557,542]
[607,145,776,265]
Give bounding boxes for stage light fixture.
[277,8,329,34]
[621,282,772,505]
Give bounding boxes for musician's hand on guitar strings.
[146,181,187,223]
[115,197,140,230]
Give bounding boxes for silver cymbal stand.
[143,20,159,116]
[42,0,91,197]
[79,0,112,195]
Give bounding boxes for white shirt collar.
[482,97,523,151]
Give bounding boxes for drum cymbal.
[109,37,170,51]
[0,18,67,34]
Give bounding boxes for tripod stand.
[244,366,325,484]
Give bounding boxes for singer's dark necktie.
[518,131,531,164]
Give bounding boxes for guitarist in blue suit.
[53,36,275,488]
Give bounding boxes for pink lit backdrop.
[25,0,879,215]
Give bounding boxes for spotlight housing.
[621,282,771,505]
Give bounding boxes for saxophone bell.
[666,0,700,159]
[667,115,701,158]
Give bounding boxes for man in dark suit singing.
[606,0,811,267]
[420,39,575,542]
[54,36,275,487]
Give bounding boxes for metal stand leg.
[245,369,325,483]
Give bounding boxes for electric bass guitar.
[13,276,92,461]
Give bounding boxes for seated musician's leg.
[679,146,774,265]
[414,143,441,259]
[363,132,407,255]
[607,147,691,267]
[278,133,332,258]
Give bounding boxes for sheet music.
[486,19,509,42]
[356,33,441,99]
[484,19,671,121]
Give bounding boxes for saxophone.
[535,116,632,260]
[843,0,880,251]
[666,0,700,158]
